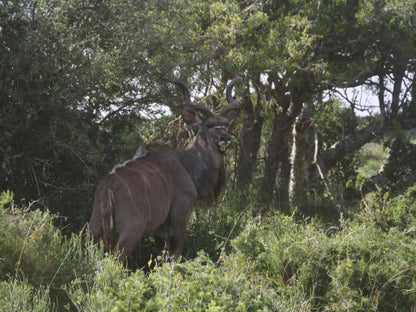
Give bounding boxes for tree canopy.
[1,0,416,228]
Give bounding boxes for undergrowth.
[0,186,415,311]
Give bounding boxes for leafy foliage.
[68,253,278,311]
[1,0,416,310]
[1,187,416,311]
[0,191,104,291]
[364,183,416,235]
[233,210,416,311]
[0,0,178,231]
[382,134,416,195]
[0,280,51,312]
[68,259,151,312]
[2,0,416,229]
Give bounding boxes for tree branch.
[320,115,416,170]
[320,121,384,169]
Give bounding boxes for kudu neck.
[177,135,225,202]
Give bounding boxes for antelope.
[89,73,242,261]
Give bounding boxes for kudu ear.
[182,106,202,126]
[220,105,240,122]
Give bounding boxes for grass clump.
[0,191,105,310]
[232,209,416,311]
[363,183,416,234]
[0,191,103,288]
[68,258,151,311]
[0,279,51,312]
[68,252,280,311]
[1,185,416,311]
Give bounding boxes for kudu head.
[171,73,243,153]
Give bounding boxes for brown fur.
[89,75,242,261]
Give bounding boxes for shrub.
[68,258,152,312]
[232,213,416,311]
[0,191,103,289]
[325,223,416,311]
[146,253,277,311]
[365,184,416,234]
[2,188,416,311]
[232,216,329,308]
[0,191,106,310]
[68,252,281,311]
[0,279,51,312]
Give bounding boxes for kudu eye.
[207,124,228,129]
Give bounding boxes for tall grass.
[1,185,416,311]
[0,279,52,312]
[0,191,105,310]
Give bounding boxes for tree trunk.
[391,63,406,119]
[262,106,301,203]
[262,82,305,204]
[289,115,315,204]
[276,131,291,207]
[236,82,264,189]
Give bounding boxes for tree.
[0,0,188,229]
[226,0,416,207]
[1,0,416,229]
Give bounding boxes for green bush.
[0,279,51,312]
[0,191,103,289]
[0,191,107,310]
[365,184,416,234]
[325,223,416,311]
[68,252,281,311]
[232,216,329,308]
[232,213,416,311]
[1,188,416,311]
[68,258,151,311]
[147,253,277,311]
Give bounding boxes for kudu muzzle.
[215,125,231,152]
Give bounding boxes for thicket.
[1,185,415,311]
[1,0,416,311]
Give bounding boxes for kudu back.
[89,74,242,261]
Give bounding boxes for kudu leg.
[167,224,186,259]
[167,193,195,260]
[114,229,144,263]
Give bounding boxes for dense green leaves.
[1,1,416,310]
[233,209,416,310]
[0,0,179,229]
[2,188,416,311]
[1,0,416,223]
[0,280,52,312]
[0,192,103,289]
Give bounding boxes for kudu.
[89,73,242,261]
